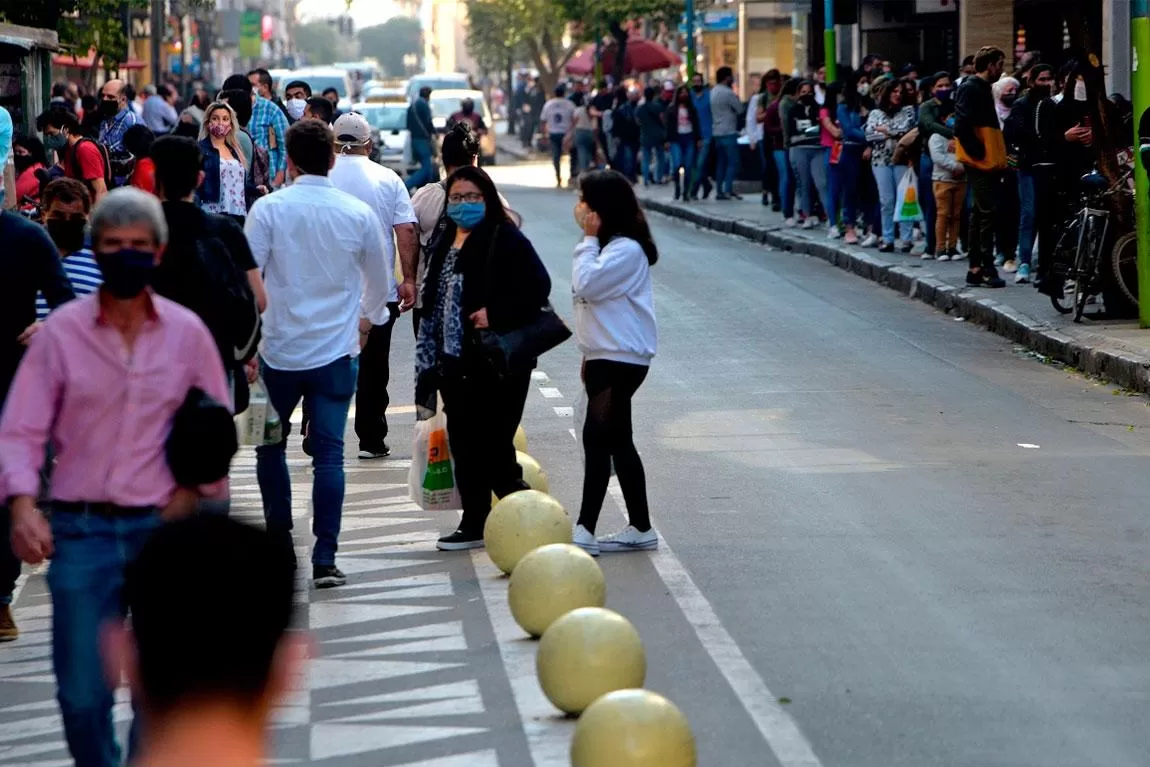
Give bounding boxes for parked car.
[427,89,497,165]
[354,101,414,178]
[286,67,354,112]
[406,72,470,102]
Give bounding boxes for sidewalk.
[632,186,1150,394]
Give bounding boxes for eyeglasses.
[448,192,484,204]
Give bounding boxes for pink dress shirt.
[0,292,231,507]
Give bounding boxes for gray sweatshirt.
[928,133,964,182]
[710,84,744,137]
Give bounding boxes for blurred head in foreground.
[106,516,299,763]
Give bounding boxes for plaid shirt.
[249,96,288,182]
[98,108,140,152]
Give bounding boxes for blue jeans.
[691,137,712,195]
[830,145,863,226]
[575,129,597,175]
[256,355,358,566]
[640,143,666,185]
[615,144,637,181]
[1017,168,1037,265]
[919,153,937,254]
[48,510,161,767]
[714,134,740,195]
[670,136,696,191]
[548,133,565,182]
[872,163,911,243]
[406,138,435,190]
[791,145,829,220]
[773,149,794,218]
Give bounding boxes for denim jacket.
[836,105,867,146]
[197,138,254,205]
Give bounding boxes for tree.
[358,17,422,77]
[464,0,580,93]
[293,20,339,66]
[0,0,145,76]
[559,0,684,83]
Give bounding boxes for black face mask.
[1030,85,1051,100]
[45,217,87,254]
[13,154,35,174]
[692,84,704,93]
[99,99,120,119]
[96,248,156,299]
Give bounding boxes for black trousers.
[967,166,1001,271]
[354,303,400,449]
[439,367,532,534]
[577,360,650,533]
[0,507,19,606]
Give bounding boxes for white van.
[288,67,354,112]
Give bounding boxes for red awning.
[566,36,681,76]
[53,50,148,71]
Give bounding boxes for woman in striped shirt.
[36,178,103,321]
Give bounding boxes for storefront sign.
[239,10,261,57]
[679,9,739,34]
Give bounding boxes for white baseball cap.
[333,112,372,145]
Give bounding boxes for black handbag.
[478,305,572,375]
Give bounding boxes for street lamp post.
[1132,0,1150,326]
[685,0,695,79]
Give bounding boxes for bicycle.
[1049,169,1133,322]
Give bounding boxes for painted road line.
[472,552,574,765]
[538,388,563,399]
[530,367,825,767]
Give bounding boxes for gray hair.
[89,187,169,247]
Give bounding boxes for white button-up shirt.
[245,175,394,372]
[329,153,418,304]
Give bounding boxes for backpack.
[68,138,113,192]
[154,214,261,367]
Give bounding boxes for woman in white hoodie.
[571,170,659,556]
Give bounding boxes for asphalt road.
[3,159,1150,766]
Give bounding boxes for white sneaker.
[597,525,659,552]
[920,251,935,260]
[827,226,841,239]
[800,217,818,230]
[573,525,600,557]
[783,217,796,227]
[860,233,879,248]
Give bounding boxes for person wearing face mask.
[12,135,48,205]
[1006,63,1057,286]
[244,119,393,587]
[0,186,230,761]
[283,80,312,124]
[448,98,488,139]
[40,108,111,205]
[664,85,701,201]
[97,79,141,153]
[989,76,1022,273]
[198,102,260,224]
[865,78,918,252]
[788,80,831,229]
[415,166,552,551]
[687,72,715,199]
[225,72,288,189]
[916,73,954,259]
[35,179,103,321]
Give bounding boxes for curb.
[639,197,1150,394]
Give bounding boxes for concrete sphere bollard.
[483,490,571,574]
[536,607,646,715]
[516,451,550,493]
[571,689,696,766]
[514,424,528,453]
[508,544,606,637]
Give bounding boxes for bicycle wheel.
[1048,219,1079,314]
[1073,216,1102,323]
[1110,231,1139,310]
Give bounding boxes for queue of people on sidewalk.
[2,59,662,764]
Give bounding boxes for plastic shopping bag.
[894,167,923,223]
[236,378,283,446]
[408,407,462,511]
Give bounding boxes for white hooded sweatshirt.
[572,235,657,366]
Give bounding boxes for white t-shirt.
[329,154,418,304]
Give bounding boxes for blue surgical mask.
[44,132,67,152]
[96,248,156,299]
[447,201,486,230]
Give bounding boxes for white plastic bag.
[236,378,283,446]
[408,407,462,511]
[894,166,924,223]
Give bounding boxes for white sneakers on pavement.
[598,526,659,552]
[573,524,600,557]
[860,233,879,248]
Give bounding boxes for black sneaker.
[714,193,731,201]
[357,443,391,459]
[730,192,743,200]
[966,269,1006,288]
[878,241,894,253]
[436,529,485,551]
[313,565,347,588]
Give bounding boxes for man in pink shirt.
[0,187,230,767]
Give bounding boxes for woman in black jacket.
[663,85,702,200]
[415,166,553,550]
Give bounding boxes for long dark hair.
[579,170,658,265]
[444,165,510,231]
[674,85,697,116]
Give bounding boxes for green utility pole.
[595,21,603,83]
[823,0,835,83]
[685,0,696,78]
[1133,0,1150,326]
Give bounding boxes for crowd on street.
[0,59,660,766]
[508,45,1134,296]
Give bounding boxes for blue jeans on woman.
[773,149,795,218]
[640,142,666,185]
[872,163,912,243]
[1017,168,1037,266]
[790,145,829,221]
[48,509,161,767]
[670,135,696,194]
[829,145,864,227]
[574,128,597,176]
[714,134,740,196]
[257,355,359,566]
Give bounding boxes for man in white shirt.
[245,119,394,589]
[328,112,419,460]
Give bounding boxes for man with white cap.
[328,112,419,460]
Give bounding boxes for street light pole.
[1132,0,1150,326]
[823,0,836,83]
[685,0,695,79]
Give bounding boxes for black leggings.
[578,360,650,534]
